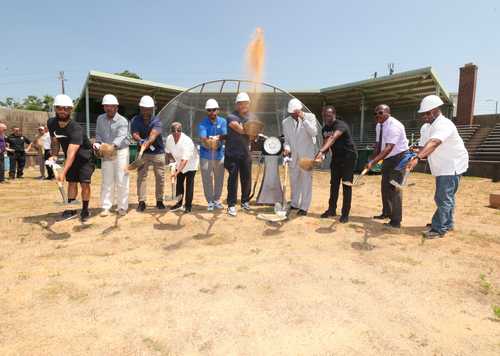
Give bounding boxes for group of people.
[1,91,468,239]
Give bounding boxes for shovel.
[390,168,415,190]
[165,163,183,203]
[127,144,147,171]
[45,160,68,204]
[343,159,383,187]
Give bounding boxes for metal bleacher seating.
[473,124,500,161]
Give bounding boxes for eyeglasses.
[171,128,182,133]
[207,109,218,112]
[374,111,385,116]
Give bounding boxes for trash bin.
[129,143,138,163]
[355,148,373,173]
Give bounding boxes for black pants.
[0,153,4,182]
[9,152,26,178]
[381,152,405,224]
[224,155,252,207]
[176,170,196,208]
[44,150,55,179]
[328,152,356,217]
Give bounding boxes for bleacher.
[456,124,480,144]
[473,124,500,161]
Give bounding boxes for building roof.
[76,70,186,108]
[293,66,451,111]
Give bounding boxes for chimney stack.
[456,63,478,125]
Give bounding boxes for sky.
[1,0,499,114]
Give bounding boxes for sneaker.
[423,229,445,239]
[339,215,349,223]
[80,210,90,222]
[169,202,184,212]
[320,209,336,218]
[241,202,251,211]
[117,209,127,216]
[100,209,110,217]
[62,209,77,219]
[137,201,146,212]
[207,202,214,211]
[227,206,237,216]
[214,201,224,209]
[156,201,166,210]
[297,209,307,216]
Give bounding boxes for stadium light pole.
[486,99,498,115]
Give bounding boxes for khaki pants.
[137,153,165,202]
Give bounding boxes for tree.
[22,95,45,111]
[115,70,141,79]
[0,97,22,109]
[0,95,54,111]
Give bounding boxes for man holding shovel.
[130,96,165,212]
[198,99,227,211]
[165,122,199,213]
[406,95,468,239]
[368,104,409,228]
[282,98,318,216]
[315,106,357,223]
[47,94,95,222]
[94,94,130,217]
[225,92,253,217]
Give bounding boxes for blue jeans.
[431,175,461,234]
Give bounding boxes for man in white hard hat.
[282,98,319,216]
[224,92,253,216]
[94,94,130,217]
[198,98,227,211]
[406,95,468,239]
[130,95,166,211]
[47,94,95,222]
[368,104,409,228]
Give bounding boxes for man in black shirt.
[48,94,95,222]
[6,127,31,179]
[315,106,357,223]
[224,92,253,217]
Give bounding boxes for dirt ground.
[0,166,499,356]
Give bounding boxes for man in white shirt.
[33,126,55,180]
[367,104,409,228]
[282,98,319,216]
[407,95,469,239]
[94,94,130,217]
[166,122,199,213]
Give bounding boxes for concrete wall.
[0,107,50,139]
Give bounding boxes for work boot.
[156,200,166,210]
[320,209,336,218]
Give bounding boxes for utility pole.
[58,71,67,94]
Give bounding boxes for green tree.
[42,95,54,111]
[115,70,141,79]
[22,95,44,111]
[0,97,22,109]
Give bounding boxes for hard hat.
[235,92,251,103]
[205,98,219,110]
[418,95,444,113]
[287,98,303,113]
[139,95,155,108]
[53,94,74,107]
[102,94,119,106]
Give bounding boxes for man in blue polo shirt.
[130,95,166,212]
[198,99,227,211]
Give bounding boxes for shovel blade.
[257,213,287,222]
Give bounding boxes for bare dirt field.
[1,166,499,355]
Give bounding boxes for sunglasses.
[374,111,385,116]
[171,128,182,133]
[207,109,218,112]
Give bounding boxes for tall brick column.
[456,63,478,126]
